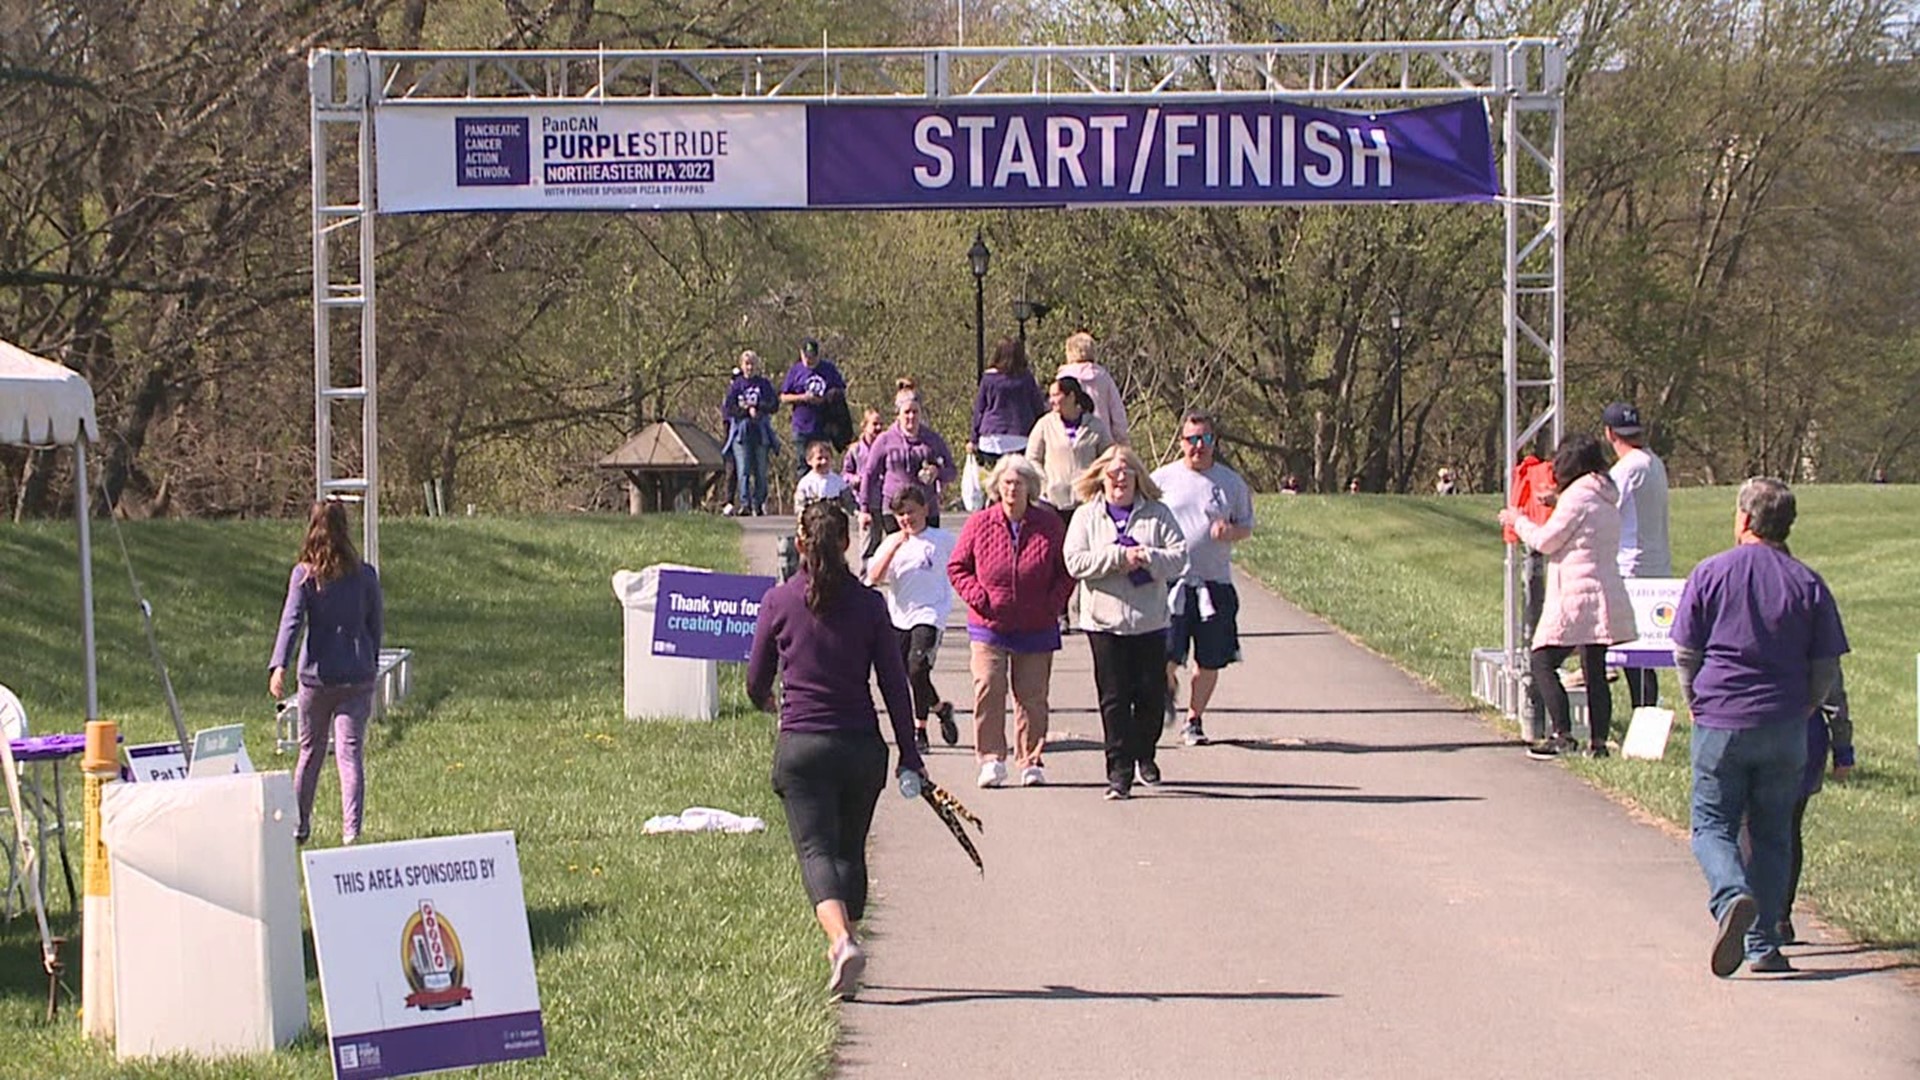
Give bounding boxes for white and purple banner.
[1607,577,1683,669]
[304,832,545,1080]
[651,568,775,663]
[373,99,1496,212]
[807,99,1496,207]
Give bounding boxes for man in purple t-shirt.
[778,337,847,478]
[1672,477,1847,978]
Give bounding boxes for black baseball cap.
[1603,402,1643,436]
[801,337,820,356]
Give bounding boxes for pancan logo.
[401,900,475,1010]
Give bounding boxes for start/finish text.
[910,108,1394,193]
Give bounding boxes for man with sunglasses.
[1152,412,1256,746]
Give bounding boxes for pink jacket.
[947,505,1074,634]
[1056,361,1130,444]
[1513,473,1638,648]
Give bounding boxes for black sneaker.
[1137,760,1162,786]
[1583,744,1610,759]
[1712,894,1758,978]
[934,701,959,746]
[913,727,930,755]
[1103,783,1131,801]
[1748,949,1793,974]
[1527,734,1573,760]
[1180,720,1208,746]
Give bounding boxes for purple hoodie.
[861,424,958,515]
[270,562,384,687]
[971,369,1046,441]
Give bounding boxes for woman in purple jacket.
[269,500,384,845]
[968,337,1046,469]
[748,501,927,1001]
[860,379,958,558]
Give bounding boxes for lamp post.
[1390,307,1405,491]
[967,230,991,380]
[1011,298,1051,346]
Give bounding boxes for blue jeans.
[1690,720,1807,958]
[732,438,767,512]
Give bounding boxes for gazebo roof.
[598,419,725,471]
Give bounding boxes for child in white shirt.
[793,438,853,519]
[864,487,958,754]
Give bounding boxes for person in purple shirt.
[721,349,779,516]
[842,406,884,508]
[860,379,958,558]
[1672,477,1847,977]
[747,501,926,1002]
[269,500,384,845]
[968,337,1046,469]
[778,337,847,477]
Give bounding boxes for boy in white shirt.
[865,487,958,754]
[793,439,853,518]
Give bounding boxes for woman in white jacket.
[1063,445,1187,799]
[1497,433,1638,759]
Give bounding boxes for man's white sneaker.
[1020,765,1047,787]
[977,760,1007,788]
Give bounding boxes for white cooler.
[102,771,307,1059]
[613,564,720,720]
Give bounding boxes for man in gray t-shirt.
[1151,412,1256,747]
[1604,402,1671,708]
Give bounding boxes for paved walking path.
[739,516,1920,1079]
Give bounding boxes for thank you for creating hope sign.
[651,568,775,663]
[304,832,545,1080]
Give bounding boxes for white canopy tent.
[0,339,101,721]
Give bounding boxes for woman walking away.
[1497,433,1636,759]
[969,337,1046,469]
[1064,446,1186,800]
[947,454,1074,788]
[866,487,960,753]
[270,500,384,845]
[861,379,958,558]
[1025,375,1113,514]
[748,502,927,1002]
[1056,331,1129,444]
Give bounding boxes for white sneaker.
[977,760,1007,788]
[722,503,737,517]
[1020,765,1047,787]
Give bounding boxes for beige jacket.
[1512,472,1638,648]
[1026,411,1114,511]
[1063,495,1186,635]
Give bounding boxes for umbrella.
[919,781,984,874]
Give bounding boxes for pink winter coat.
[1512,472,1638,649]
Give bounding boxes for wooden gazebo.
[598,419,726,514]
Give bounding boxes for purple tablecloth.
[8,733,88,763]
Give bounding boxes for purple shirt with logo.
[779,359,846,439]
[1671,543,1848,730]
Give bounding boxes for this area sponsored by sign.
[375,104,809,212]
[806,98,1498,207]
[186,724,254,778]
[650,568,776,663]
[304,832,545,1080]
[1607,577,1683,669]
[124,742,189,783]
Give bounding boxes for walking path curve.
[737,514,1920,1079]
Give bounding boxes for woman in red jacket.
[947,454,1075,789]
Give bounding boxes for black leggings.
[1088,631,1168,785]
[1530,643,1612,747]
[1785,794,1811,919]
[771,730,887,920]
[896,624,942,722]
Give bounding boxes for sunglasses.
[1183,433,1217,447]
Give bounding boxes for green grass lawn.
[0,515,835,1079]
[1237,484,1920,950]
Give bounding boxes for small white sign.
[1608,577,1684,668]
[1621,707,1677,761]
[124,741,189,783]
[187,724,254,779]
[303,832,545,1079]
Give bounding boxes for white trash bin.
[613,565,720,720]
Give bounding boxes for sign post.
[303,832,545,1080]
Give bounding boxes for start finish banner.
[374,98,1495,212]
